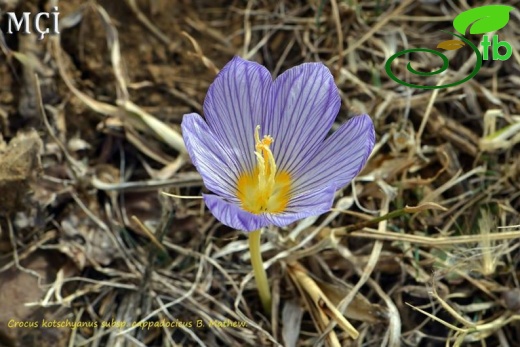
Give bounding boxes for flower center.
[236,126,291,214]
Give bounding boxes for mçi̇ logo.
[2,6,60,40]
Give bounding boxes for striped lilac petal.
[204,194,268,232]
[203,56,272,175]
[265,185,336,227]
[182,57,376,233]
[181,113,241,201]
[264,63,340,176]
[292,114,375,195]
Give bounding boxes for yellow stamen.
[236,126,291,214]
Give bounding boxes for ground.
[1,0,520,346]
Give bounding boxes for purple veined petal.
[264,63,341,177]
[204,194,269,232]
[203,56,273,176]
[181,113,243,201]
[265,185,336,227]
[292,114,375,195]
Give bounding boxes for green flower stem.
[248,229,271,314]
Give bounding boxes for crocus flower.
[182,57,375,232]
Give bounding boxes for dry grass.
[1,0,520,346]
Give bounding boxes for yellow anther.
[255,126,273,150]
[260,135,273,147]
[254,126,276,194]
[236,125,291,214]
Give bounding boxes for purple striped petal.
[182,57,376,233]
[292,114,375,195]
[264,63,340,177]
[181,113,241,201]
[204,56,272,175]
[204,194,268,232]
[265,185,336,227]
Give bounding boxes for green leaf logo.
[453,5,514,35]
